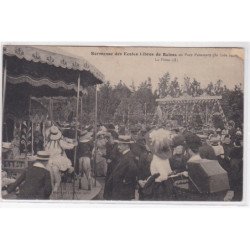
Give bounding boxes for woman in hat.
[6,151,52,199]
[45,125,76,193]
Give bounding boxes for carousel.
[154,93,228,130]
[2,45,105,200]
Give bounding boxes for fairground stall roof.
[156,94,222,103]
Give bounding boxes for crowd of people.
[1,119,243,201]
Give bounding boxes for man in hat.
[209,136,224,159]
[6,151,52,199]
[198,137,217,160]
[103,130,121,200]
[130,125,144,164]
[228,137,243,201]
[169,135,188,173]
[105,135,138,200]
[185,133,202,163]
[2,142,13,160]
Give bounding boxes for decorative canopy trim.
[30,95,87,101]
[3,45,105,82]
[7,75,85,93]
[157,95,222,103]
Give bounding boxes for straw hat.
[49,126,62,141]
[114,135,134,144]
[35,151,50,161]
[2,142,12,149]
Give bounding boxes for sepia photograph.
[1,45,244,202]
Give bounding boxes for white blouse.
[150,154,172,182]
[45,139,74,157]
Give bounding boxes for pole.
[128,105,130,126]
[2,58,7,108]
[2,59,7,141]
[31,121,34,155]
[73,74,81,199]
[93,85,98,187]
[49,98,52,122]
[28,97,33,155]
[51,98,54,122]
[80,96,83,131]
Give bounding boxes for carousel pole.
[2,59,7,141]
[28,97,34,156]
[31,121,34,155]
[2,58,7,109]
[80,96,83,131]
[73,74,81,199]
[51,98,54,122]
[93,84,98,187]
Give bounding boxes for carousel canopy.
[3,45,105,96]
[3,45,105,121]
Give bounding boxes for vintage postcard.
[1,45,244,202]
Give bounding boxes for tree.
[169,77,181,97]
[158,72,170,98]
[220,84,243,127]
[183,76,191,94]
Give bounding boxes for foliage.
[47,72,243,128]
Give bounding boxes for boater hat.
[36,151,50,161]
[2,142,12,153]
[2,142,12,149]
[115,135,134,144]
[49,125,62,141]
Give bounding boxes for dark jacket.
[77,140,94,158]
[107,150,138,200]
[169,154,187,173]
[7,164,52,199]
[137,149,152,180]
[103,142,121,200]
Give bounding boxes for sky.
[35,46,244,90]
